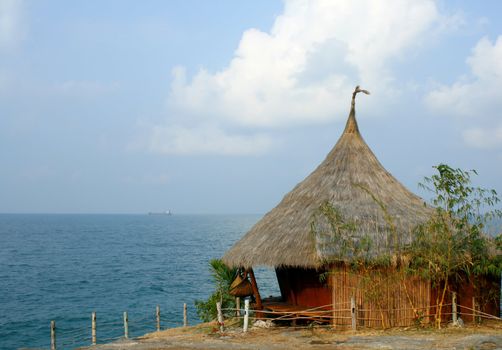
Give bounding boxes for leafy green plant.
[311,164,501,329]
[311,202,370,265]
[195,259,238,322]
[311,201,400,328]
[409,164,501,328]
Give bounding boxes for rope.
[59,334,91,347]
[220,301,502,325]
[56,327,90,336]
[50,300,502,347]
[358,304,436,312]
[223,308,344,316]
[52,318,185,347]
[457,305,502,321]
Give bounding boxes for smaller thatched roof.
[223,87,432,268]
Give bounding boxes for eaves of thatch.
[223,88,433,269]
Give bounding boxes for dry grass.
[223,96,432,268]
[134,320,502,350]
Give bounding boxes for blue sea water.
[0,214,279,350]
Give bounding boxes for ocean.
[0,214,279,350]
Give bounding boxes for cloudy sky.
[1,0,501,214]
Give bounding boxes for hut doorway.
[275,267,331,308]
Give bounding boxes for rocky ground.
[78,320,502,350]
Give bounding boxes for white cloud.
[425,36,502,149]
[463,126,502,149]
[147,0,456,156]
[168,0,447,128]
[426,36,502,116]
[0,0,24,50]
[148,125,273,156]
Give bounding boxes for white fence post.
[156,305,161,331]
[50,320,56,350]
[243,299,250,332]
[91,311,97,345]
[123,311,129,339]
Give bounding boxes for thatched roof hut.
[222,87,500,327]
[223,87,432,269]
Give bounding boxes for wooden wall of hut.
[473,274,501,319]
[330,265,430,328]
[275,267,331,308]
[429,274,501,323]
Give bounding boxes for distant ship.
[148,210,172,216]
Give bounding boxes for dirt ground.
[79,320,502,350]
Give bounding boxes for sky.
[1,0,502,214]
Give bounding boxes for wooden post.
[247,268,262,317]
[123,311,129,339]
[472,297,475,323]
[156,305,161,331]
[351,296,356,331]
[216,301,224,332]
[243,299,249,332]
[472,297,479,324]
[50,320,56,350]
[91,311,97,345]
[183,303,188,327]
[452,292,457,325]
[235,297,241,317]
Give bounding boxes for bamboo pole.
[50,320,56,350]
[452,292,457,325]
[243,299,249,332]
[247,268,262,318]
[123,311,129,339]
[156,305,161,331]
[351,296,356,331]
[216,301,224,332]
[183,303,188,327]
[472,297,480,324]
[91,311,97,345]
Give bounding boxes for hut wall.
[445,275,501,323]
[456,283,475,322]
[477,274,501,319]
[330,266,430,328]
[275,267,331,307]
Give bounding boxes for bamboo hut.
[223,87,500,327]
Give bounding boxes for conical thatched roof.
[223,88,432,268]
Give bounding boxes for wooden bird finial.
[351,85,370,107]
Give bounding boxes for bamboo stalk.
[452,292,457,325]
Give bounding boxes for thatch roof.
[223,87,432,268]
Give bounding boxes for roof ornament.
[344,86,370,135]
[351,85,370,108]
